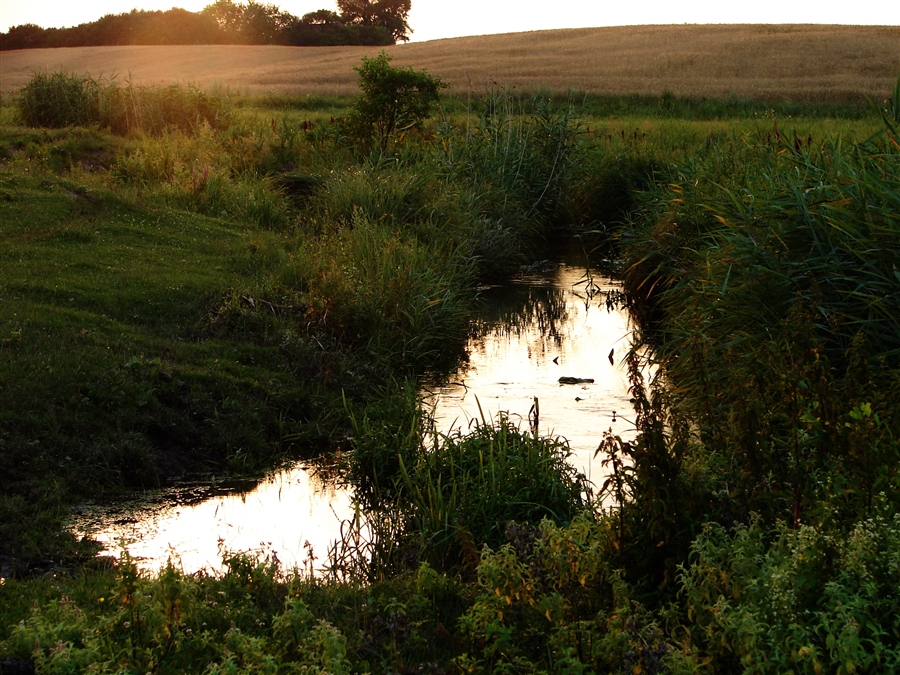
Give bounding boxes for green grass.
[0,151,331,573]
[2,69,899,674]
[0,82,587,576]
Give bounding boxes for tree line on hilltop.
[0,0,412,51]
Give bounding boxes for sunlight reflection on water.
[72,465,355,576]
[425,263,637,485]
[73,262,638,575]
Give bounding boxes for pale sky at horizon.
[1,0,898,41]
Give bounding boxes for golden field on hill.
[1,24,898,101]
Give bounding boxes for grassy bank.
[0,71,592,576]
[1,67,898,673]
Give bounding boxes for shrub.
[344,51,446,150]
[680,515,900,673]
[459,515,674,674]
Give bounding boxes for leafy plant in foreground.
[680,513,900,673]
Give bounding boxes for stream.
[70,260,638,575]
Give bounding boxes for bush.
[344,51,446,150]
[680,515,900,673]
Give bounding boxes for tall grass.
[15,71,102,128]
[289,212,475,374]
[618,106,900,563]
[397,417,590,570]
[17,70,232,135]
[331,402,590,579]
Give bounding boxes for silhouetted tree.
[201,0,245,35]
[301,9,342,25]
[244,1,296,43]
[200,0,298,43]
[337,0,412,42]
[0,0,405,50]
[1,24,47,50]
[135,9,225,45]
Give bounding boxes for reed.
[15,70,102,128]
[399,416,590,570]
[289,211,475,374]
[619,104,900,538]
[16,70,232,136]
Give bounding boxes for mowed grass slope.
[1,24,898,100]
[0,133,318,507]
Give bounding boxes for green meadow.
[0,64,898,673]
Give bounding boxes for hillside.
[1,24,898,101]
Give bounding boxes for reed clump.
[396,419,591,571]
[613,99,900,598]
[16,70,232,136]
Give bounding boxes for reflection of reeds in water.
[469,282,570,346]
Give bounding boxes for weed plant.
[679,512,900,672]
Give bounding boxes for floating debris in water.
[558,376,594,384]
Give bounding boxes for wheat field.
[1,24,898,100]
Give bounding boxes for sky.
[1,0,897,40]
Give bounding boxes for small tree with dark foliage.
[346,51,446,151]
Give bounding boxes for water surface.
[425,262,636,483]
[73,261,637,574]
[71,465,354,575]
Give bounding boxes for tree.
[346,51,446,150]
[202,0,245,35]
[301,9,342,25]
[336,0,412,43]
[240,1,296,43]
[201,0,296,44]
